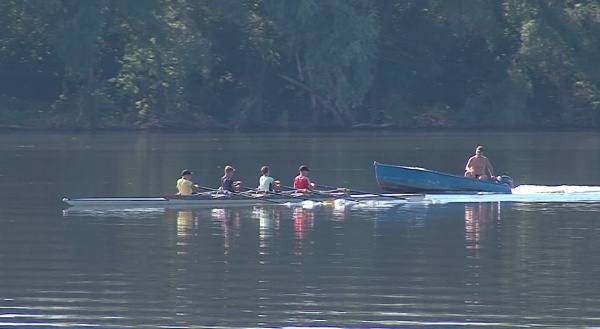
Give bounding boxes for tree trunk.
[76,66,97,128]
[280,74,348,127]
[307,69,320,126]
[232,61,267,129]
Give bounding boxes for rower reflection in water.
[293,208,314,258]
[211,208,241,258]
[176,210,195,240]
[253,207,281,249]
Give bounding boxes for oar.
[282,184,412,205]
[279,185,375,206]
[280,185,343,195]
[196,186,302,205]
[237,186,319,204]
[314,184,417,201]
[163,185,218,198]
[196,186,222,194]
[194,186,285,205]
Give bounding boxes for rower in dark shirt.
[221,165,241,193]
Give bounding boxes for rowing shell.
[62,192,420,209]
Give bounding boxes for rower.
[220,165,242,193]
[258,165,281,192]
[177,169,200,195]
[294,165,314,193]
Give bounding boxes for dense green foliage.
[1,0,600,129]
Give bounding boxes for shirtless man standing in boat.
[464,146,495,180]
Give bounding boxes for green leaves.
[1,0,600,128]
[49,1,106,78]
[266,0,378,126]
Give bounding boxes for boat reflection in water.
[463,202,502,310]
[464,202,501,254]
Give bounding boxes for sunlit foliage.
[0,0,599,129]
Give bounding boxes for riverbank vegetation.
[1,1,600,130]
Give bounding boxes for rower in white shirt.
[258,166,281,192]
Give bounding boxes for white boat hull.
[63,192,418,209]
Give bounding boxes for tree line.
[1,0,599,130]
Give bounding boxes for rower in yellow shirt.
[177,169,201,195]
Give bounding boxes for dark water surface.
[1,131,600,328]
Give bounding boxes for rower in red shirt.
[294,165,314,193]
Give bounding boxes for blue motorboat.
[374,161,513,194]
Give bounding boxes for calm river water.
[1,131,600,328]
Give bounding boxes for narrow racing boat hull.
[63,192,417,209]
